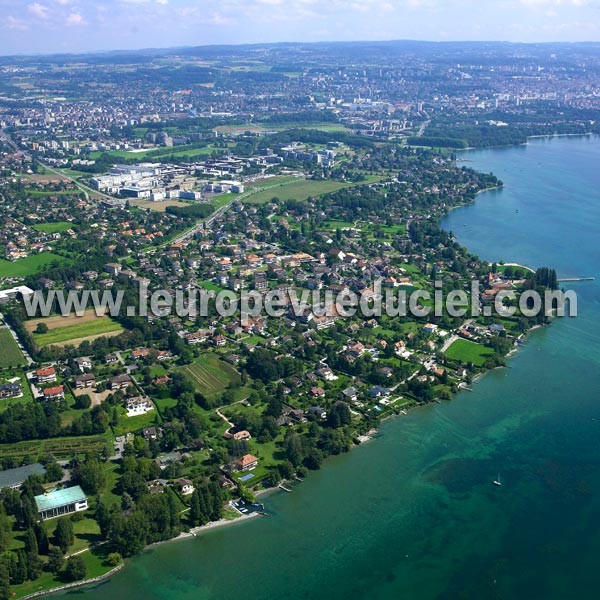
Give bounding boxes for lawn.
[31,316,123,348]
[0,328,26,367]
[32,221,74,233]
[112,406,160,436]
[0,252,69,278]
[12,544,116,599]
[444,338,495,367]
[0,372,34,412]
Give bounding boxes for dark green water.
[66,136,600,600]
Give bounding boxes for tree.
[26,551,43,581]
[14,550,27,585]
[35,323,49,334]
[0,508,11,553]
[24,528,38,555]
[75,394,91,409]
[55,517,74,553]
[34,521,49,555]
[106,552,122,567]
[0,557,10,600]
[73,459,106,495]
[43,461,64,483]
[47,546,65,574]
[64,555,86,581]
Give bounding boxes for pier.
[558,277,595,282]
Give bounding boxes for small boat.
[493,475,503,487]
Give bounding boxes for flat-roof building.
[34,486,88,520]
[0,463,46,490]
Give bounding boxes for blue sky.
[0,0,599,55]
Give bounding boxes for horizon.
[1,0,599,56]
[2,36,600,60]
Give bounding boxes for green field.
[25,190,80,197]
[32,221,74,234]
[245,177,377,205]
[0,328,26,367]
[0,252,69,278]
[444,338,495,367]
[33,318,123,347]
[179,354,242,399]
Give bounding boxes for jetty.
[558,277,595,282]
[278,483,292,493]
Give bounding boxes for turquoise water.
[67,136,600,600]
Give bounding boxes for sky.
[0,0,599,56]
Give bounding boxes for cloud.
[66,12,86,26]
[519,0,589,6]
[6,16,29,30]
[27,2,50,19]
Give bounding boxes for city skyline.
[0,0,599,56]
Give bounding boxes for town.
[0,39,588,598]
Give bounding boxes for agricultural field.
[131,199,189,212]
[0,328,26,368]
[0,252,69,278]
[31,221,74,233]
[26,309,124,348]
[179,353,244,400]
[444,338,495,367]
[0,434,110,463]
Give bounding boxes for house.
[74,373,96,389]
[308,406,327,419]
[104,263,122,276]
[36,367,57,384]
[422,323,439,334]
[368,386,390,399]
[126,396,153,415]
[489,323,505,334]
[185,331,209,345]
[109,374,132,390]
[142,427,158,440]
[341,387,358,403]
[174,478,195,495]
[147,479,168,494]
[74,357,93,372]
[310,386,325,399]
[105,353,119,364]
[0,383,22,399]
[316,367,337,381]
[34,486,88,520]
[213,334,227,347]
[131,348,150,360]
[237,454,258,472]
[43,385,65,401]
[233,430,252,441]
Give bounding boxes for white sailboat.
[493,474,503,487]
